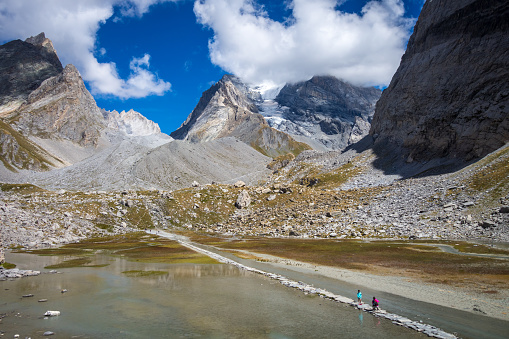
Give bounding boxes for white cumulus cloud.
[0,0,173,99]
[194,0,414,87]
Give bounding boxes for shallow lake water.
[0,252,426,338]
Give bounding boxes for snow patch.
[249,82,284,100]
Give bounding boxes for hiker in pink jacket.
[372,297,379,311]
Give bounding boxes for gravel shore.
[246,251,509,322]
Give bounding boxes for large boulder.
[235,190,251,209]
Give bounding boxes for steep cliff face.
[0,33,63,115]
[273,76,381,150]
[370,0,509,161]
[12,64,106,147]
[171,75,311,157]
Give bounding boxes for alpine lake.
[0,233,426,338]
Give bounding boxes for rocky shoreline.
[0,267,40,280]
[0,188,140,250]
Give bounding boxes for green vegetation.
[124,204,154,229]
[275,153,366,190]
[0,262,16,269]
[449,241,509,255]
[313,162,362,189]
[44,258,108,269]
[467,146,509,202]
[0,183,45,193]
[122,270,168,277]
[250,126,312,158]
[0,120,58,171]
[27,232,220,266]
[286,138,313,158]
[117,244,219,264]
[96,223,114,232]
[267,153,295,172]
[157,186,237,228]
[65,232,158,250]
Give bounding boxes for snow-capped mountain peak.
[103,109,162,136]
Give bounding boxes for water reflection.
[0,252,425,338]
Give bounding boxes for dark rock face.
[171,75,311,157]
[370,0,509,161]
[0,33,63,106]
[275,76,381,149]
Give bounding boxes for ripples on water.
[0,252,424,338]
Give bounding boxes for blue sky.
[0,0,424,134]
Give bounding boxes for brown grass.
[201,238,509,289]
[36,233,220,265]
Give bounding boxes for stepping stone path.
[150,230,457,339]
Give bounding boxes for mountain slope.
[370,0,509,162]
[171,75,311,158]
[0,34,272,190]
[268,76,381,150]
[0,33,170,172]
[16,137,271,191]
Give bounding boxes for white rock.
[44,310,60,316]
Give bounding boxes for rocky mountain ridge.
[0,34,273,191]
[13,63,106,147]
[370,0,509,162]
[172,74,381,156]
[266,76,381,150]
[171,75,311,158]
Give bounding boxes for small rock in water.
[44,310,60,316]
[61,289,68,293]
